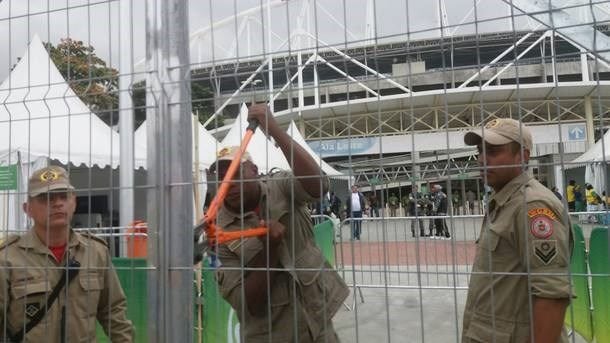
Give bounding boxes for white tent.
[0,35,146,232]
[0,34,146,169]
[568,130,610,193]
[285,121,343,177]
[220,104,346,177]
[220,104,290,173]
[134,117,220,169]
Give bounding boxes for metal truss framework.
[301,98,610,139]
[351,154,480,187]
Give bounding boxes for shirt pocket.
[78,271,103,316]
[10,280,52,328]
[294,245,326,312]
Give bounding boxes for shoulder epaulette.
[80,232,109,248]
[0,235,20,250]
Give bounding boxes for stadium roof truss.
[197,0,610,142]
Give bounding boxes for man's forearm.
[530,296,568,343]
[267,123,327,197]
[243,244,281,316]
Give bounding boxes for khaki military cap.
[28,166,74,197]
[215,146,252,163]
[464,118,533,151]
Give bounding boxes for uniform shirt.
[566,185,575,203]
[215,171,349,343]
[0,229,134,342]
[462,173,572,343]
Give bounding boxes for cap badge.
[39,170,59,183]
[217,147,231,158]
[485,119,500,129]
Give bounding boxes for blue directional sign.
[568,125,585,141]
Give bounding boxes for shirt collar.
[490,172,531,208]
[18,228,82,253]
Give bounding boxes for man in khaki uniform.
[210,104,349,342]
[462,119,572,343]
[0,166,134,342]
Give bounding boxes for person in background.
[574,184,585,212]
[330,191,341,217]
[566,180,576,212]
[407,185,426,238]
[551,187,563,201]
[368,192,380,218]
[602,191,610,210]
[585,183,601,223]
[0,166,134,343]
[431,185,450,239]
[466,189,476,214]
[452,191,461,215]
[209,104,348,342]
[346,185,366,240]
[387,193,399,217]
[462,118,572,343]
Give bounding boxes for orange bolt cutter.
[194,119,268,263]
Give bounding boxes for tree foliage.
[45,38,118,124]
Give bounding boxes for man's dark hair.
[569,180,576,186]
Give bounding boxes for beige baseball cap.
[215,146,252,163]
[464,118,533,151]
[28,166,75,197]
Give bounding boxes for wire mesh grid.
[1,0,609,342]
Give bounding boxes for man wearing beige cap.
[461,119,572,342]
[208,104,348,342]
[0,165,134,342]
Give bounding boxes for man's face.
[25,191,76,230]
[215,161,260,212]
[351,186,358,193]
[477,142,528,190]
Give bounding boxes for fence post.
[146,1,193,342]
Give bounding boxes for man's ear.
[22,201,29,215]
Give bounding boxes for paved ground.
[328,216,596,343]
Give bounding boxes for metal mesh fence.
[1,0,610,342]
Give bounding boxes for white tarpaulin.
[0,35,146,232]
[0,34,146,169]
[220,104,290,173]
[220,104,345,177]
[569,130,610,193]
[286,121,343,177]
[134,117,220,169]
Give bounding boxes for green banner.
[97,258,148,342]
[0,165,18,190]
[314,219,336,265]
[590,227,610,343]
[565,224,593,342]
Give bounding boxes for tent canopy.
[569,130,610,169]
[0,34,145,169]
[134,117,220,169]
[220,104,343,176]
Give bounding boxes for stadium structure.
[181,0,610,201]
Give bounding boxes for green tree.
[45,38,118,125]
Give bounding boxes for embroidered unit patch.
[530,215,554,239]
[533,240,557,265]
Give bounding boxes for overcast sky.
[0,0,536,81]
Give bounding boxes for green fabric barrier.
[96,258,148,342]
[565,224,593,342]
[200,219,337,342]
[590,227,610,343]
[313,219,336,265]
